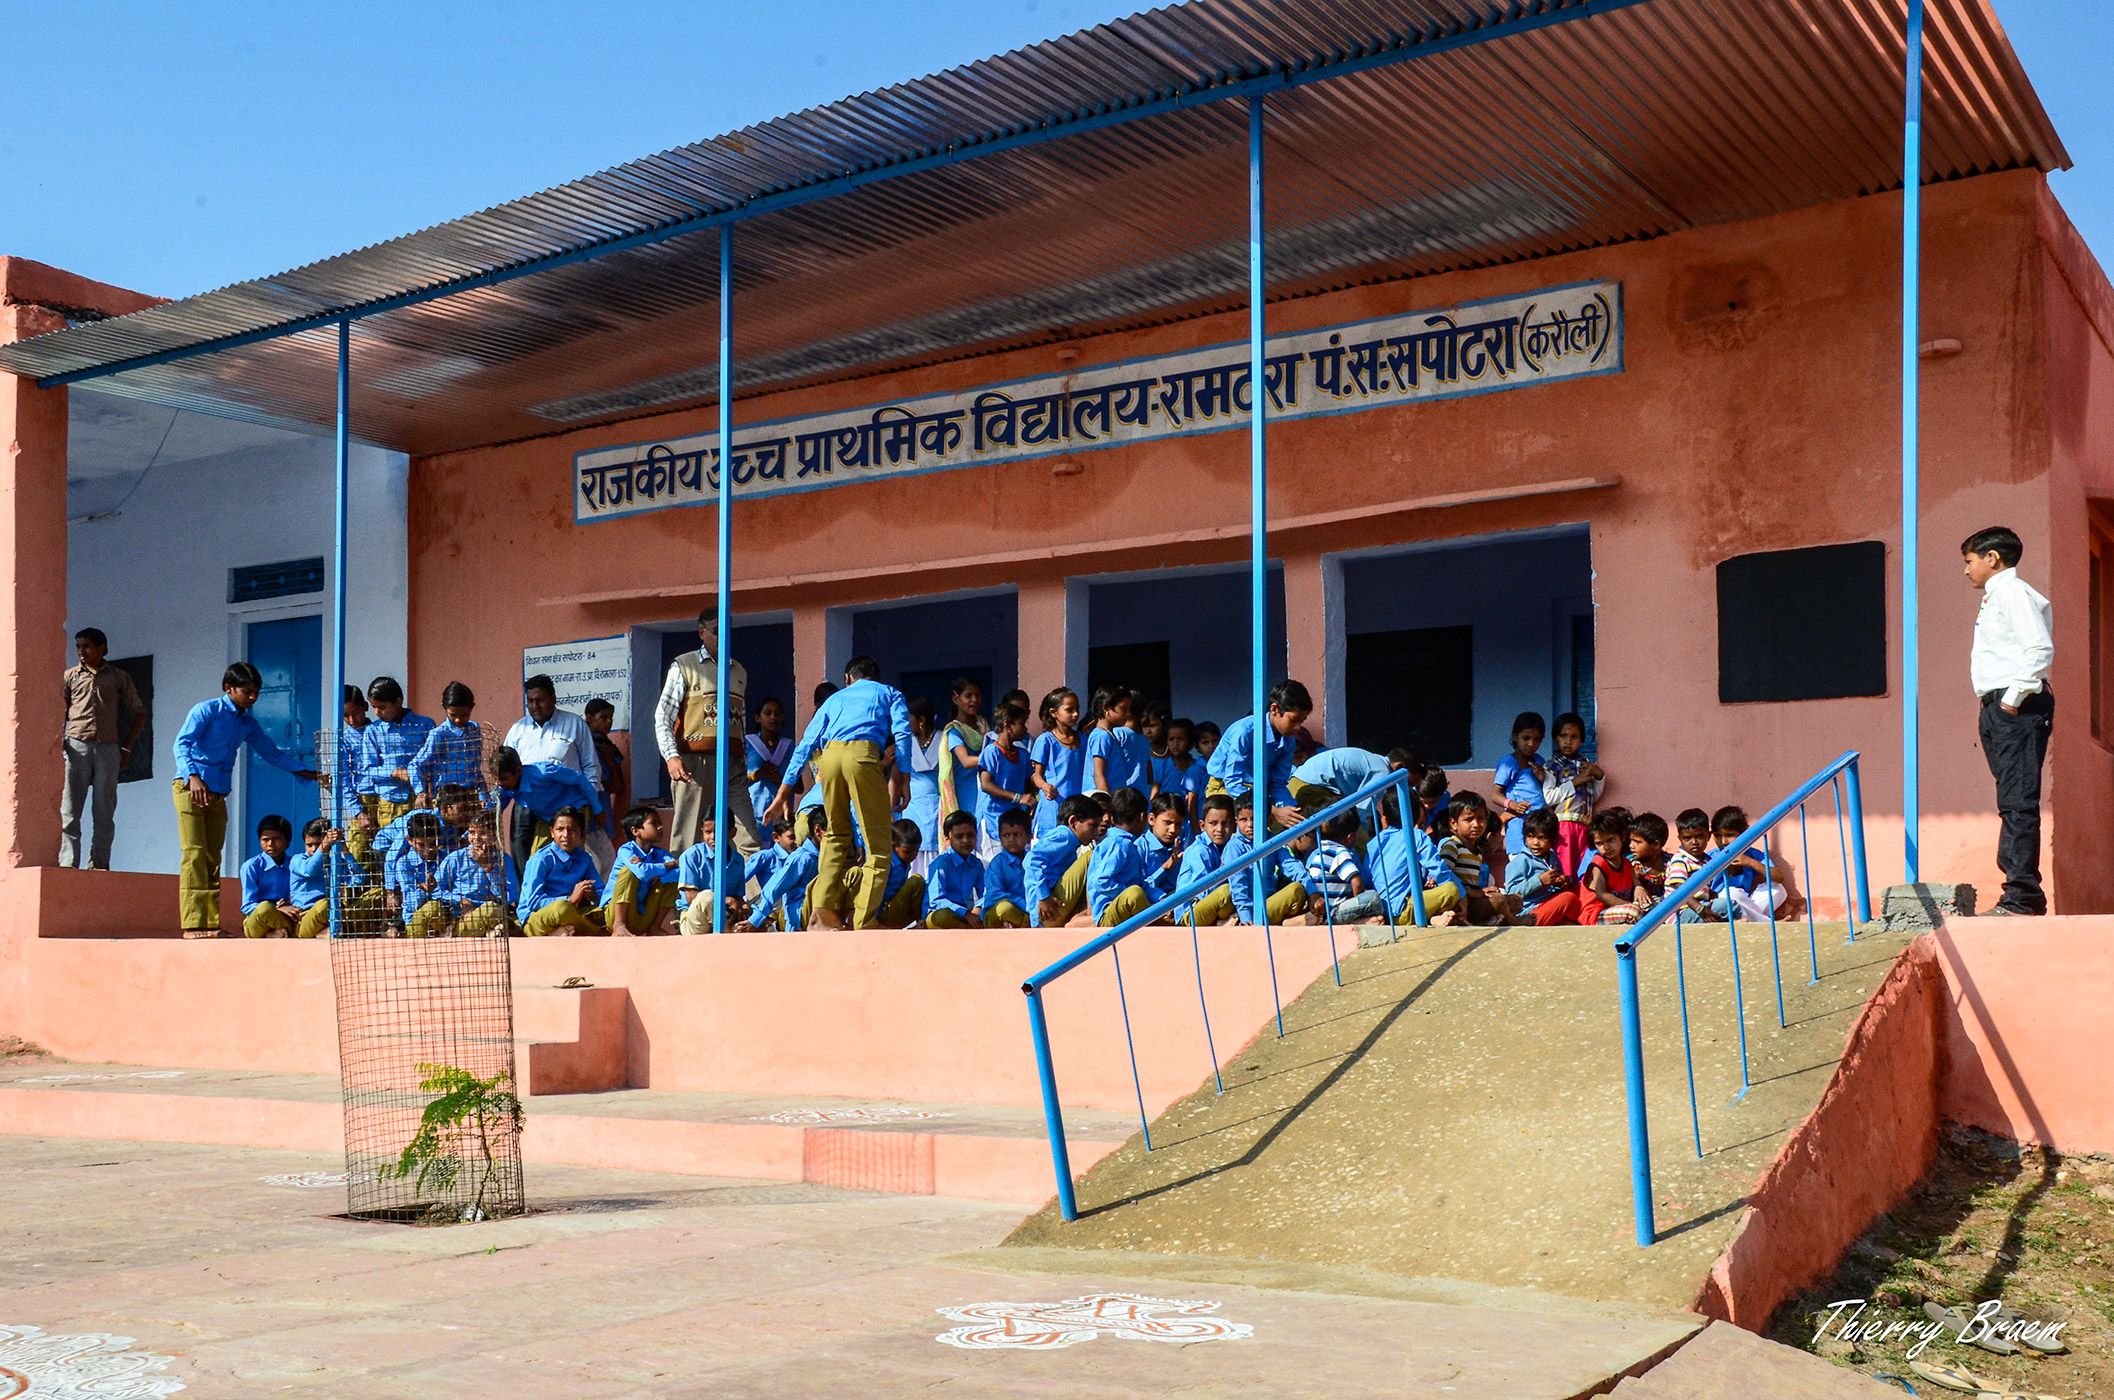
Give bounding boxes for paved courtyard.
[0,1135,1716,1398]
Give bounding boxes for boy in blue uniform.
[1367,789,1461,928]
[762,656,914,930]
[239,814,299,938]
[1025,794,1104,927]
[977,702,1035,856]
[1137,793,1185,901]
[395,812,452,937]
[739,809,824,932]
[1176,793,1236,924]
[516,807,606,936]
[604,805,680,935]
[981,808,1032,929]
[173,662,321,937]
[1222,795,1310,926]
[493,747,604,870]
[360,676,436,832]
[677,815,752,936]
[432,815,519,938]
[1086,787,1153,927]
[289,816,379,939]
[923,811,986,929]
[1205,680,1312,832]
[1491,710,1548,857]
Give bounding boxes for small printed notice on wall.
[523,636,631,730]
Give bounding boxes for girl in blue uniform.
[902,696,944,874]
[1029,687,1087,835]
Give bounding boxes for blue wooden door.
[243,616,322,844]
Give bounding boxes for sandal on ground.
[1987,1300,2066,1355]
[1909,1359,1997,1394]
[1925,1302,2020,1355]
[180,929,219,939]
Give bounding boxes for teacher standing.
[653,608,762,856]
[1962,525,2054,917]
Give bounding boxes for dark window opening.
[1346,626,1473,764]
[1716,542,1886,704]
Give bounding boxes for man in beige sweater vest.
[652,609,762,856]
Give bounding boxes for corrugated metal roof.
[0,0,2068,455]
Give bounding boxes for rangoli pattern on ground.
[758,1107,953,1125]
[934,1293,1254,1350]
[0,1325,184,1398]
[259,1171,350,1189]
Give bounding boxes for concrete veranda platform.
[0,1135,1737,1398]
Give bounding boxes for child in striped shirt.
[1305,810,1384,923]
[1436,794,1511,925]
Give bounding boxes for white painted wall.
[64,396,408,874]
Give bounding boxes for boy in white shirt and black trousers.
[1963,526,2055,916]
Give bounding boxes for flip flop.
[556,976,593,989]
[1909,1359,1997,1394]
[1870,1375,1919,1394]
[1987,1301,2066,1355]
[1925,1302,2020,1355]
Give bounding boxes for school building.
[3,0,2111,926]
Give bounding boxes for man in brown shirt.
[61,627,146,869]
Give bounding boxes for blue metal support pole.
[1189,909,1224,1095]
[328,319,350,938]
[1248,96,1270,940]
[1401,772,1428,928]
[1727,896,1752,1101]
[1799,802,1821,985]
[1902,0,1925,884]
[713,229,734,935]
[1111,945,1153,1150]
[1764,848,1786,1029]
[1845,759,1873,927]
[1617,948,1655,1246]
[1672,913,1703,1159]
[1026,986,1079,1222]
[1832,777,1856,940]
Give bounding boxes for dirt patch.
[0,1036,49,1063]
[1768,1125,2114,1397]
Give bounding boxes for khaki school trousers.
[814,741,893,928]
[173,781,229,932]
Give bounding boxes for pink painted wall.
[0,914,1343,1115]
[1934,916,2114,1153]
[403,171,2079,909]
[1694,937,1946,1330]
[2035,183,2114,915]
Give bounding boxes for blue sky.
[0,0,2104,298]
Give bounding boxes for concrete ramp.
[1009,917,1918,1311]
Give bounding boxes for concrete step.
[0,1059,1127,1205]
[1609,1322,1903,1397]
[513,984,629,1095]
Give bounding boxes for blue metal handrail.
[1615,749,1873,1246]
[1022,768,1427,1221]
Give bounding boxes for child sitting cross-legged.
[923,810,986,929]
[981,807,1033,928]
[1026,794,1104,927]
[515,807,606,936]
[1436,793,1511,926]
[1575,810,1641,926]
[1627,811,1671,914]
[604,804,680,936]
[1224,793,1311,926]
[1086,786,1155,928]
[430,813,518,938]
[1504,808,1581,926]
[288,816,377,939]
[1174,792,1236,925]
[1663,808,1715,919]
[1367,787,1463,928]
[1136,792,1186,903]
[676,815,750,936]
[1306,809,1386,924]
[240,814,301,938]
[1709,806,1791,921]
[396,812,452,938]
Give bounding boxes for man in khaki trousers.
[762,656,911,930]
[653,608,762,856]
